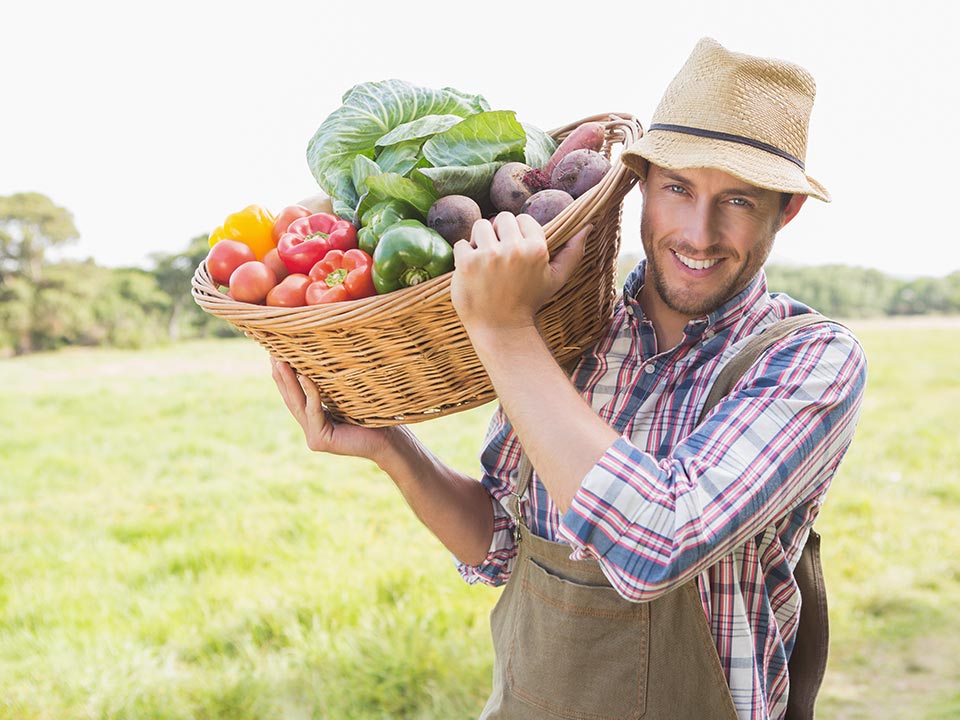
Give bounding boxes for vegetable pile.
[205,80,612,307]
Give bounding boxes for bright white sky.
[3,0,958,278]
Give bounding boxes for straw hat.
[622,37,830,202]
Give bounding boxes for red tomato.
[262,247,290,282]
[271,204,313,244]
[207,239,256,286]
[229,261,277,304]
[266,273,312,307]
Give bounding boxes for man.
[272,37,867,720]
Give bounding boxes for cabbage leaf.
[307,80,489,216]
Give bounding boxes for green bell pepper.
[357,200,415,255]
[371,219,454,294]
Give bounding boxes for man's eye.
[729,197,751,207]
[667,185,685,194]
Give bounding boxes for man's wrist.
[371,425,419,475]
[463,319,542,362]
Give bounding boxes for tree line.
[0,192,236,356]
[1,192,957,356]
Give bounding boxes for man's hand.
[450,212,591,337]
[271,355,497,565]
[270,356,391,462]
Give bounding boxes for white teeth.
[674,251,720,270]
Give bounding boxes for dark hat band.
[648,123,805,170]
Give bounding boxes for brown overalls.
[480,315,832,720]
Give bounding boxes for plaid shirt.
[458,262,867,720]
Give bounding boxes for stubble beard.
[640,215,774,318]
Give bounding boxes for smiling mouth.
[673,250,721,270]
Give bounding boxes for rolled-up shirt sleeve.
[456,495,517,585]
[456,406,521,586]
[557,325,867,601]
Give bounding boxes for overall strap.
[515,452,535,503]
[511,452,535,542]
[696,312,836,720]
[698,314,831,424]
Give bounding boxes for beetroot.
[544,121,605,178]
[489,162,550,214]
[519,189,575,226]
[427,195,482,244]
[550,149,611,199]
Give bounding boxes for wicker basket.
[192,113,643,426]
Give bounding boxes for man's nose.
[680,201,719,249]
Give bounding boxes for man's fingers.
[470,218,499,251]
[551,223,591,279]
[515,213,546,241]
[272,357,332,448]
[452,238,473,268]
[298,373,322,416]
[492,211,525,244]
[271,358,299,402]
[271,357,311,425]
[297,373,332,448]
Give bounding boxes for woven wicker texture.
[192,113,643,426]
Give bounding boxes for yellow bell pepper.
[208,204,277,260]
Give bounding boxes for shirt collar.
[622,260,770,334]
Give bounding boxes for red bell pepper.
[277,212,358,274]
[271,204,313,244]
[305,248,376,305]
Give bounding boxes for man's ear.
[778,193,808,230]
[637,175,647,197]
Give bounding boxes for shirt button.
[703,328,715,339]
[643,363,655,374]
[625,305,635,317]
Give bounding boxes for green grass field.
[1,320,958,719]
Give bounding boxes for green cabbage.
[306,79,557,220]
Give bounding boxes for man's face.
[639,164,791,319]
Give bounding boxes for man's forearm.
[375,426,495,566]
[448,213,616,514]
[466,324,620,514]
